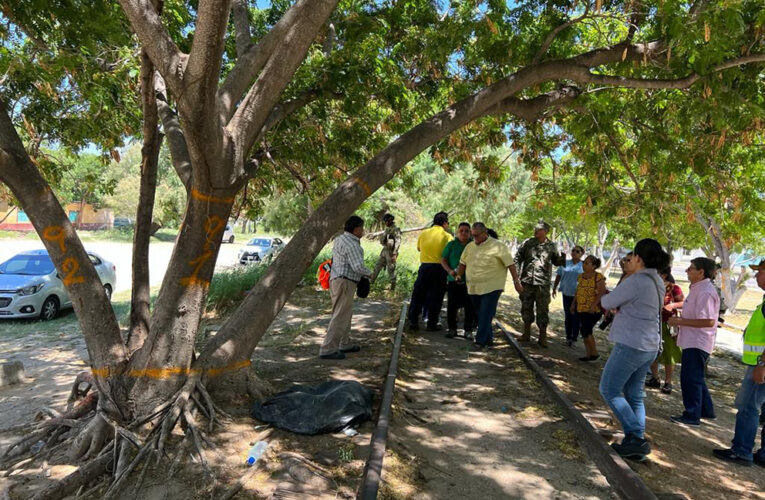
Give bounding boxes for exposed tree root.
[1,373,229,500]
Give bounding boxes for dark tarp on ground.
[250,380,373,435]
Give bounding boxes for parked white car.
[222,224,235,244]
[238,237,285,264]
[0,249,116,320]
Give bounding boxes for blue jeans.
[680,348,715,422]
[731,366,765,461]
[599,343,658,438]
[562,294,580,342]
[469,290,502,346]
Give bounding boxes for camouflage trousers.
[520,283,551,329]
[371,250,396,289]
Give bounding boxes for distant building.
[0,200,113,231]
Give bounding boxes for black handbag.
[356,277,370,298]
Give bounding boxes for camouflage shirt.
[379,225,402,255]
[513,237,565,286]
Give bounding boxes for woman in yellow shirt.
[571,255,608,362]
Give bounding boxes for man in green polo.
[441,222,475,339]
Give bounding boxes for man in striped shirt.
[320,215,372,360]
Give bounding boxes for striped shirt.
[329,232,371,282]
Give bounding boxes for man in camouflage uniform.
[370,213,402,290]
[513,221,566,347]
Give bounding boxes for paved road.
[0,237,247,294]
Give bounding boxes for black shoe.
[445,329,458,338]
[407,322,420,331]
[712,448,753,466]
[670,415,700,427]
[612,434,650,461]
[700,413,716,420]
[754,453,765,468]
[319,351,346,360]
[340,345,361,353]
[426,324,444,332]
[645,377,661,389]
[579,355,600,362]
[471,343,486,351]
[660,383,673,394]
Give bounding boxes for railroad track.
[358,301,657,499]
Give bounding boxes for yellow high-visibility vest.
[743,300,765,366]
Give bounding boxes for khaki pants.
[371,249,396,288]
[320,278,356,355]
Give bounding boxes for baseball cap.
[534,221,551,231]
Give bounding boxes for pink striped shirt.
[677,278,720,354]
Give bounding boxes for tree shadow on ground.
[495,293,765,500]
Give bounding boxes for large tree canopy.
[0,0,764,495]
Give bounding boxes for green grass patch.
[206,263,269,313]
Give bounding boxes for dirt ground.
[383,324,614,499]
[495,292,765,500]
[0,287,398,499]
[2,279,763,499]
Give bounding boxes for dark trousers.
[470,290,502,346]
[408,263,447,329]
[446,281,476,331]
[680,348,715,422]
[561,294,580,342]
[578,312,602,338]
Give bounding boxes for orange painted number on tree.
[60,257,85,285]
[180,216,226,288]
[42,226,67,253]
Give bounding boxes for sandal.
[661,383,672,394]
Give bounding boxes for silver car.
[0,249,116,320]
[238,237,285,264]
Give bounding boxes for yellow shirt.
[575,272,605,312]
[459,237,514,295]
[417,225,452,264]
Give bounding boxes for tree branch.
[228,0,339,156]
[573,53,765,89]
[231,0,253,58]
[533,4,591,64]
[218,0,317,123]
[601,124,643,193]
[154,75,192,189]
[184,0,233,123]
[116,0,186,97]
[488,86,582,121]
[128,46,163,354]
[0,100,129,412]
[250,88,340,148]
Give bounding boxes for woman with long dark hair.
[599,239,670,461]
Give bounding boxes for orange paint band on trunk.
[190,188,235,204]
[91,360,251,379]
[351,177,372,197]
